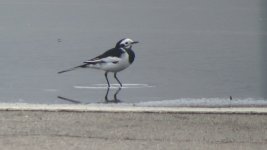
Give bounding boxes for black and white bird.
[58,38,138,87]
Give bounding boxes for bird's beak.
[132,41,139,44]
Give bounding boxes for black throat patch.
[125,48,135,64]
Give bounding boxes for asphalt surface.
[0,108,267,150]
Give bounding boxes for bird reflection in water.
[58,86,122,104]
[104,86,121,103]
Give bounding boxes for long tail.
[58,64,87,74]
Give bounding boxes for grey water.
[0,0,266,105]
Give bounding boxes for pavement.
[0,104,267,150]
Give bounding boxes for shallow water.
[0,0,266,105]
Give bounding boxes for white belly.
[89,52,131,72]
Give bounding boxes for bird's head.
[116,38,139,49]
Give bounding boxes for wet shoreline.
[0,103,267,114]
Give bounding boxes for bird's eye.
[125,42,128,45]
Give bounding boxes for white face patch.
[120,38,134,49]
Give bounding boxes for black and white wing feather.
[58,48,124,74]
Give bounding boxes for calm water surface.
[0,0,266,105]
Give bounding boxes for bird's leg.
[114,73,122,87]
[105,72,110,87]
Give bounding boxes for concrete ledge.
[0,103,267,114]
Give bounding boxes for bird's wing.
[84,56,120,64]
[58,48,124,73]
[84,47,123,64]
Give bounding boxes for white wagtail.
[58,38,139,87]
